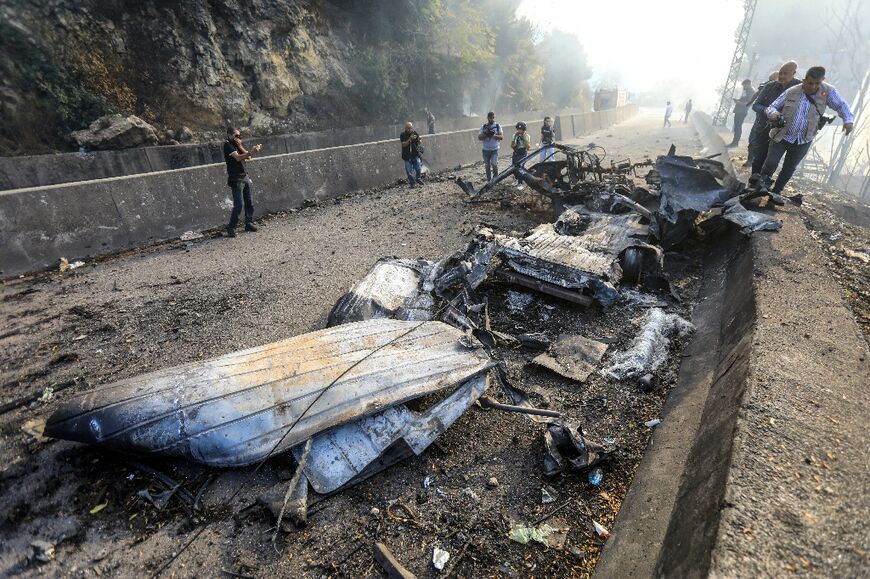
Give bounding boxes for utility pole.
[712,0,758,126]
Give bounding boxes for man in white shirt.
[664,102,673,128]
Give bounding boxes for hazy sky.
[517,0,745,109]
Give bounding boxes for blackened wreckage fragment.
[44,319,492,468]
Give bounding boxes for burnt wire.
[149,321,428,578]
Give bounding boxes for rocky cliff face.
[0,0,359,155]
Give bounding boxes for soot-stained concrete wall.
[0,106,636,277]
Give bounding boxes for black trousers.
[748,113,771,174]
[730,110,748,144]
[228,178,254,231]
[760,139,812,193]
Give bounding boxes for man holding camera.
[478,111,503,182]
[399,122,424,187]
[747,61,800,175]
[756,66,853,196]
[224,127,262,238]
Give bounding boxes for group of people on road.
[219,109,558,237]
[661,61,854,198]
[478,112,557,184]
[743,61,853,196]
[397,111,558,187]
[220,61,853,236]
[663,100,692,127]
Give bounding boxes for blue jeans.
[228,178,253,231]
[539,146,555,163]
[760,139,812,193]
[482,149,499,181]
[404,156,422,185]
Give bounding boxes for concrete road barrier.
[0,107,597,191]
[0,106,637,277]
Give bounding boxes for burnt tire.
[621,248,643,285]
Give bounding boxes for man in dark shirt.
[399,122,423,187]
[748,61,800,176]
[728,79,754,147]
[223,127,262,238]
[426,110,436,135]
[539,116,556,162]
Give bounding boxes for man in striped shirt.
[756,66,854,195]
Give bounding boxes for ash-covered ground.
[0,113,705,577]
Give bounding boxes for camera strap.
[807,92,827,120]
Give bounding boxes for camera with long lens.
[483,124,497,138]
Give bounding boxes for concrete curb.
[594,113,755,578]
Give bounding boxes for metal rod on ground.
[493,269,594,307]
[478,396,561,418]
[373,542,417,579]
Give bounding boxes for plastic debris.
[601,308,694,380]
[541,485,558,504]
[432,547,450,571]
[89,502,108,514]
[508,523,558,545]
[844,248,870,264]
[180,230,204,241]
[592,520,610,538]
[38,387,54,404]
[645,418,662,428]
[21,418,48,443]
[30,540,55,563]
[588,467,604,486]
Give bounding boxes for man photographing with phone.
[756,66,854,197]
[224,127,262,238]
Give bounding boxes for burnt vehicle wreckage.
[41,138,788,571]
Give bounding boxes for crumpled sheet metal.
[44,319,491,467]
[532,335,608,383]
[554,208,663,267]
[652,155,738,248]
[486,224,621,306]
[293,374,488,494]
[722,197,783,233]
[601,308,694,380]
[328,258,436,327]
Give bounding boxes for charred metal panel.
[44,319,491,467]
[294,374,487,493]
[327,259,436,327]
[652,155,735,248]
[489,224,621,305]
